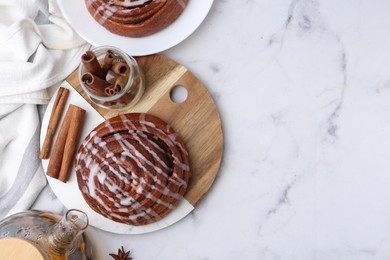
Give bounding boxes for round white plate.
[57,0,214,56]
[40,83,194,234]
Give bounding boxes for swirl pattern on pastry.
[75,113,190,226]
[85,0,189,37]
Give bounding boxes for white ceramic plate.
[40,82,194,234]
[57,0,214,56]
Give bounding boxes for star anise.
[109,246,132,260]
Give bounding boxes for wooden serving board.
[66,54,223,207]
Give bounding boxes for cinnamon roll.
[75,113,190,226]
[85,0,189,37]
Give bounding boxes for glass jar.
[78,45,144,109]
[0,209,91,259]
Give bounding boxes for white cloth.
[0,0,90,218]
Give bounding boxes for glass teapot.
[0,209,92,259]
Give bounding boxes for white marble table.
[32,0,390,259]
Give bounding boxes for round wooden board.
[66,54,223,207]
[0,238,45,260]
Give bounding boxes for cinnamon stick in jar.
[81,51,105,79]
[104,85,117,96]
[101,50,116,76]
[114,75,128,92]
[81,72,110,96]
[111,61,130,77]
[40,87,69,159]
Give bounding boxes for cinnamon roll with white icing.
[85,0,189,37]
[75,113,190,226]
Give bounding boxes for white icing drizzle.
[87,162,100,198]
[80,143,130,185]
[97,171,107,184]
[130,131,171,171]
[87,0,168,25]
[76,114,189,225]
[114,0,154,8]
[118,128,187,188]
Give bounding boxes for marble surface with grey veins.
[33,0,390,259]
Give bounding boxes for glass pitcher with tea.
[0,209,92,259]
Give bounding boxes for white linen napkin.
[0,0,90,218]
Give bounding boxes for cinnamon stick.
[46,105,73,179]
[101,50,116,77]
[58,105,85,183]
[114,75,128,92]
[47,105,86,181]
[40,87,69,159]
[81,51,105,79]
[81,72,110,96]
[103,75,127,96]
[104,85,117,96]
[111,61,130,76]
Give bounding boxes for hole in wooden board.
[170,85,188,104]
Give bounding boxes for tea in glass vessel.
[0,209,92,259]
